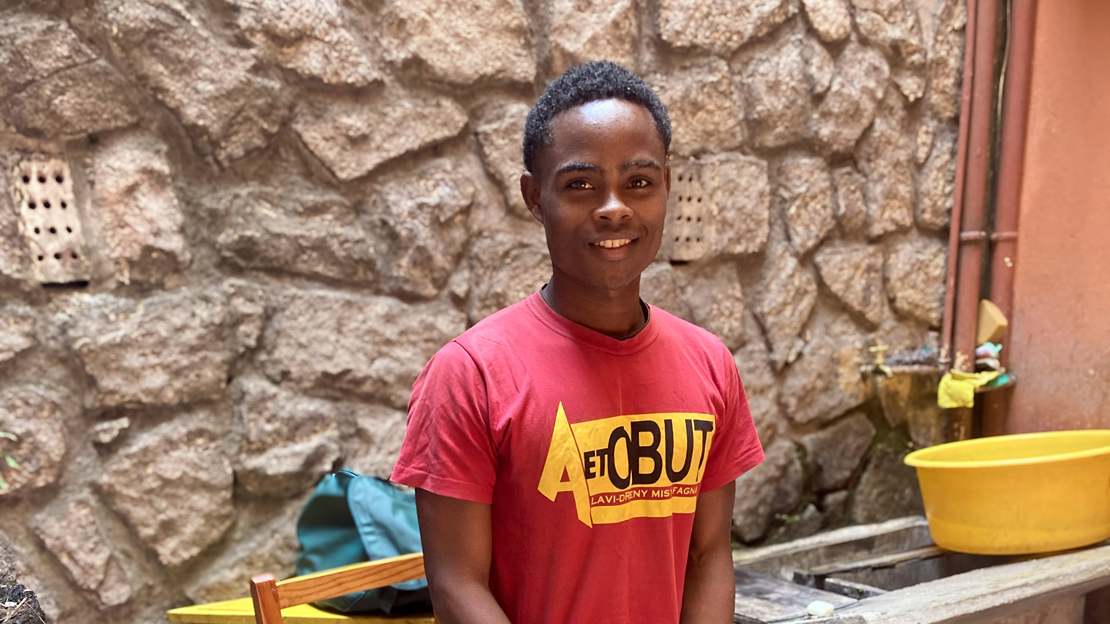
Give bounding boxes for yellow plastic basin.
[904,430,1110,555]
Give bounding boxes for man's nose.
[594,192,633,222]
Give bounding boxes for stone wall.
[0,0,962,621]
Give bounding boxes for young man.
[391,61,764,624]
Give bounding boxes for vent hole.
[28,202,35,209]
[43,201,51,209]
[674,236,680,242]
[696,237,701,242]
[38,176,46,184]
[686,216,692,222]
[71,251,79,259]
[697,197,702,203]
[60,201,67,209]
[22,175,30,184]
[685,237,691,242]
[34,228,40,234]
[55,175,64,184]
[53,253,61,260]
[66,226,72,233]
[37,255,44,261]
[697,217,702,222]
[49,227,57,234]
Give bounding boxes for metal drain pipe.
[982,0,1039,436]
[944,0,1001,442]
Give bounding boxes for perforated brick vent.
[13,159,91,285]
[661,162,709,262]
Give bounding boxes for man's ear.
[520,171,544,224]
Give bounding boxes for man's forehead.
[537,99,665,171]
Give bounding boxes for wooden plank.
[805,546,945,578]
[803,542,1110,624]
[276,553,425,609]
[733,568,855,623]
[734,516,932,579]
[167,597,436,624]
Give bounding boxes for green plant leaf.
[0,432,17,442]
[0,473,8,490]
[5,454,20,470]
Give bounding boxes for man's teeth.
[597,239,632,249]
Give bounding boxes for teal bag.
[294,470,431,614]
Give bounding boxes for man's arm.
[415,489,512,624]
[680,481,737,624]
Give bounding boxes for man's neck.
[541,271,647,340]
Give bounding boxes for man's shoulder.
[452,294,542,354]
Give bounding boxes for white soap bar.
[806,600,835,617]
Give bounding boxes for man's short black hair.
[523,61,671,173]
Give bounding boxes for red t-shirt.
[392,292,764,624]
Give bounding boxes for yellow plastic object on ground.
[905,430,1110,555]
[167,597,436,624]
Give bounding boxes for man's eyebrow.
[555,161,603,176]
[619,159,664,173]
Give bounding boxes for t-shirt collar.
[525,289,660,356]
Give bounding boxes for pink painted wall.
[1007,0,1110,433]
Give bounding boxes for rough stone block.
[685,262,746,351]
[850,0,926,70]
[658,0,798,55]
[348,404,410,480]
[66,289,234,407]
[852,444,924,524]
[367,159,475,298]
[0,18,138,137]
[475,102,531,219]
[919,125,958,231]
[183,501,301,604]
[801,412,876,491]
[550,0,638,74]
[803,36,835,95]
[649,58,745,156]
[91,133,189,284]
[885,238,947,327]
[35,501,131,608]
[814,243,886,327]
[780,316,871,424]
[0,61,140,139]
[640,263,691,320]
[778,156,835,256]
[832,167,869,237]
[231,0,381,87]
[0,308,35,364]
[235,378,350,497]
[266,291,467,409]
[383,0,535,86]
[0,387,66,497]
[98,0,289,165]
[733,318,783,444]
[801,0,852,42]
[733,439,803,543]
[812,43,890,154]
[929,0,967,121]
[757,243,817,370]
[212,183,375,283]
[735,22,811,150]
[292,93,468,182]
[100,418,234,567]
[467,233,551,324]
[858,88,916,239]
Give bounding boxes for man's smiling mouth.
[593,238,633,249]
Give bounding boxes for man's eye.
[568,180,594,190]
[629,178,652,189]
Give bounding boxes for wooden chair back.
[249,552,427,624]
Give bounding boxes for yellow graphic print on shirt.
[538,403,716,527]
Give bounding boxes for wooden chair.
[248,552,431,624]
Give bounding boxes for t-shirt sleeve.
[699,343,765,492]
[390,341,498,504]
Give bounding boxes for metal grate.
[13,159,91,285]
